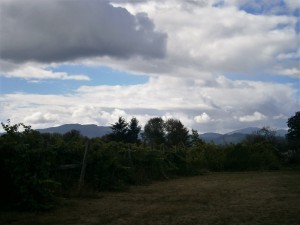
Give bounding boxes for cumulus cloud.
[24,112,59,124]
[105,0,299,80]
[0,0,166,63]
[194,113,212,124]
[239,112,267,122]
[1,76,298,132]
[1,0,297,80]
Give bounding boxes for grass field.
[1,171,300,225]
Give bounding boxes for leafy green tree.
[190,129,204,146]
[286,111,300,163]
[143,117,165,148]
[287,111,300,148]
[245,126,277,146]
[127,117,141,144]
[164,118,189,147]
[1,119,32,136]
[257,126,276,143]
[63,129,82,142]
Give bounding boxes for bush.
[224,142,280,171]
[0,122,59,211]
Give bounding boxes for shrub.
[0,121,59,211]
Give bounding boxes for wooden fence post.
[77,140,90,195]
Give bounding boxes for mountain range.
[37,124,288,145]
[37,124,112,138]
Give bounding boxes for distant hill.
[226,127,260,135]
[37,124,111,138]
[200,127,287,145]
[200,133,223,142]
[36,124,287,144]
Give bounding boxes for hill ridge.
[36,123,287,144]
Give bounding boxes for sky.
[0,0,299,134]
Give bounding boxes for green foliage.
[190,129,204,146]
[224,142,280,171]
[105,117,141,144]
[109,117,128,142]
[86,140,171,190]
[164,118,189,147]
[127,117,142,144]
[63,129,82,142]
[87,142,128,191]
[0,117,293,212]
[0,120,59,211]
[143,117,165,148]
[143,117,191,149]
[287,111,300,144]
[286,111,300,163]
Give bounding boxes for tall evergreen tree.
[110,116,128,142]
[127,117,141,144]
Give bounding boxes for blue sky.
[0,0,299,133]
[0,66,148,95]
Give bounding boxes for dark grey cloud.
[0,0,167,63]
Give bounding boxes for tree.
[109,116,128,142]
[287,111,300,149]
[246,126,276,145]
[1,119,32,136]
[164,118,189,147]
[127,117,141,144]
[63,129,82,142]
[286,111,300,163]
[143,117,165,148]
[190,129,204,146]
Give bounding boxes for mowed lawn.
[1,171,300,225]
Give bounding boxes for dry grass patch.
[1,171,299,225]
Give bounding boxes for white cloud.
[276,68,300,78]
[0,60,90,81]
[2,65,90,81]
[110,0,298,78]
[277,49,300,60]
[285,0,300,11]
[239,112,267,122]
[1,75,297,132]
[273,114,288,120]
[194,113,212,124]
[24,112,59,124]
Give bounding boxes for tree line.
[0,112,299,211]
[103,117,194,148]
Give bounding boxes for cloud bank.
[1,76,297,133]
[0,0,167,63]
